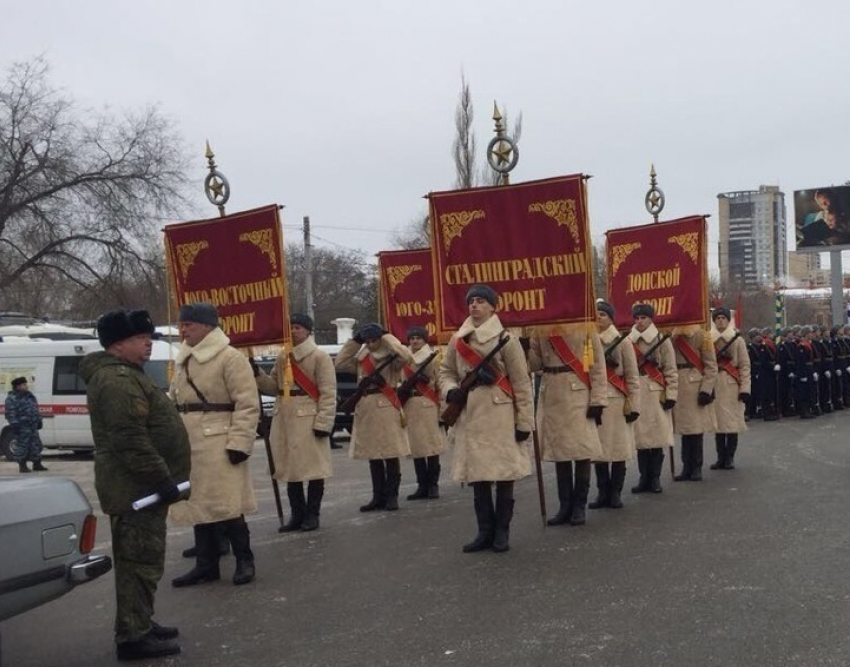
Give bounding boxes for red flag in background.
[735,293,743,330]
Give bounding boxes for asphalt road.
[2,412,850,667]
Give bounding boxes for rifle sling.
[455,337,513,398]
[361,355,403,411]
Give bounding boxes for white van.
[0,337,179,459]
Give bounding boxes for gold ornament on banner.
[668,233,699,263]
[528,199,580,244]
[610,242,642,276]
[176,241,209,280]
[386,265,422,295]
[440,210,485,253]
[239,229,278,274]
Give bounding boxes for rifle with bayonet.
[340,353,399,414]
[396,351,439,405]
[441,334,511,427]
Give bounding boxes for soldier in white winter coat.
[255,314,336,532]
[439,284,533,554]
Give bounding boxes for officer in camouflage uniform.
[79,309,191,662]
[5,376,46,473]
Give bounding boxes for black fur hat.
[291,313,314,332]
[358,322,386,342]
[712,306,732,321]
[97,309,156,348]
[11,376,27,388]
[178,303,219,327]
[465,284,498,308]
[632,303,655,319]
[406,326,428,341]
[596,300,615,319]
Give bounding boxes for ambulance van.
[0,337,178,459]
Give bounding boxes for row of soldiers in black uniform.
[745,324,850,420]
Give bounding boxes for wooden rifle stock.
[340,353,398,413]
[440,335,511,427]
[397,351,438,406]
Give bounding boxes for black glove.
[662,399,676,411]
[248,357,260,377]
[446,388,465,405]
[586,405,604,425]
[738,392,751,403]
[313,429,331,438]
[625,411,640,423]
[353,332,364,344]
[697,391,714,406]
[475,365,497,385]
[514,429,531,442]
[154,478,182,504]
[227,449,249,465]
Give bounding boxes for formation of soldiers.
[745,324,850,420]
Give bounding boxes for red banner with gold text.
[605,215,708,330]
[164,204,289,347]
[428,175,595,335]
[378,248,436,343]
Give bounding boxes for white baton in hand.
[132,481,190,511]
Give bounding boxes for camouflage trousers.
[11,427,43,462]
[110,506,168,643]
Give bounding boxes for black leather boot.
[724,434,738,469]
[588,462,610,509]
[360,459,387,512]
[116,633,180,661]
[547,461,573,525]
[172,523,221,587]
[631,450,651,493]
[426,455,441,499]
[569,460,591,525]
[711,434,727,470]
[384,458,401,511]
[32,459,48,471]
[674,436,693,481]
[649,448,664,493]
[280,482,307,532]
[690,434,704,481]
[492,481,515,553]
[301,479,324,531]
[226,515,255,585]
[463,482,495,553]
[18,460,31,473]
[183,524,230,558]
[407,457,429,500]
[609,461,626,509]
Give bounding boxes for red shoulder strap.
[455,337,514,398]
[288,355,320,402]
[548,335,591,389]
[361,355,403,411]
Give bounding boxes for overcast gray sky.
[4,1,848,274]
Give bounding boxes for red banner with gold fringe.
[377,248,437,343]
[163,204,289,348]
[428,174,595,336]
[605,215,709,330]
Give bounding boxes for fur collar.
[711,324,737,344]
[291,336,317,362]
[412,343,434,364]
[599,324,621,345]
[629,322,660,345]
[176,327,231,365]
[456,313,505,344]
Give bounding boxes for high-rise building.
[717,185,787,289]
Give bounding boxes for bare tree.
[285,243,378,343]
[0,57,191,312]
[452,73,476,190]
[390,210,430,250]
